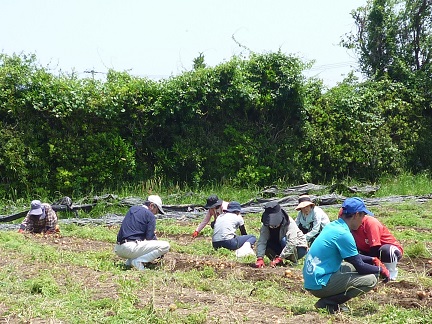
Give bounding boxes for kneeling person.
[18,200,59,234]
[212,201,256,256]
[115,195,170,271]
[255,201,308,268]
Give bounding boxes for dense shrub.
[0,52,431,198]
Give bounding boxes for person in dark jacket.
[255,201,308,268]
[114,195,170,271]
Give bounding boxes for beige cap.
[295,195,315,211]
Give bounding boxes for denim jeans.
[212,235,256,250]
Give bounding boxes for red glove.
[18,228,24,234]
[372,257,381,266]
[192,231,199,238]
[373,257,388,270]
[380,265,390,283]
[255,257,265,268]
[373,257,390,282]
[270,256,283,268]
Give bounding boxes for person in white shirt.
[212,201,256,257]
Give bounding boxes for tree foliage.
[343,0,432,80]
[1,42,431,199]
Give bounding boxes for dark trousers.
[213,235,256,251]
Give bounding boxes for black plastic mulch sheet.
[1,183,431,231]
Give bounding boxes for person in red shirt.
[350,204,403,280]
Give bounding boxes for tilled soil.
[1,233,431,323]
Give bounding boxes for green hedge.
[0,52,430,198]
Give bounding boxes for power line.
[307,61,357,71]
[83,69,105,79]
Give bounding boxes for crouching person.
[302,197,390,314]
[18,200,59,234]
[115,195,170,271]
[212,201,256,257]
[255,201,308,268]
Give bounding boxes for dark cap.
[261,201,284,227]
[226,201,242,213]
[204,195,223,209]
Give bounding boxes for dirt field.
[2,232,431,323]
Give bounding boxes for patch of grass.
[2,177,432,323]
[378,171,432,197]
[378,305,431,324]
[26,274,60,297]
[404,242,431,258]
[60,223,119,242]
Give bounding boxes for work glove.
[380,265,390,283]
[372,257,381,266]
[18,228,24,234]
[373,257,390,282]
[255,257,265,268]
[192,231,199,238]
[270,256,283,268]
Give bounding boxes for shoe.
[338,304,350,313]
[125,259,132,267]
[315,300,349,314]
[314,299,328,310]
[235,242,255,257]
[131,259,146,271]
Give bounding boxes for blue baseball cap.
[341,197,374,216]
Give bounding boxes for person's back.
[212,212,242,242]
[303,218,354,290]
[211,201,256,254]
[117,205,156,242]
[114,195,170,271]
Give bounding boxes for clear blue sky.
[1,0,366,87]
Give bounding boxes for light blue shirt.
[302,218,358,290]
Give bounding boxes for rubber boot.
[383,261,398,280]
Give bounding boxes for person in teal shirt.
[303,197,390,313]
